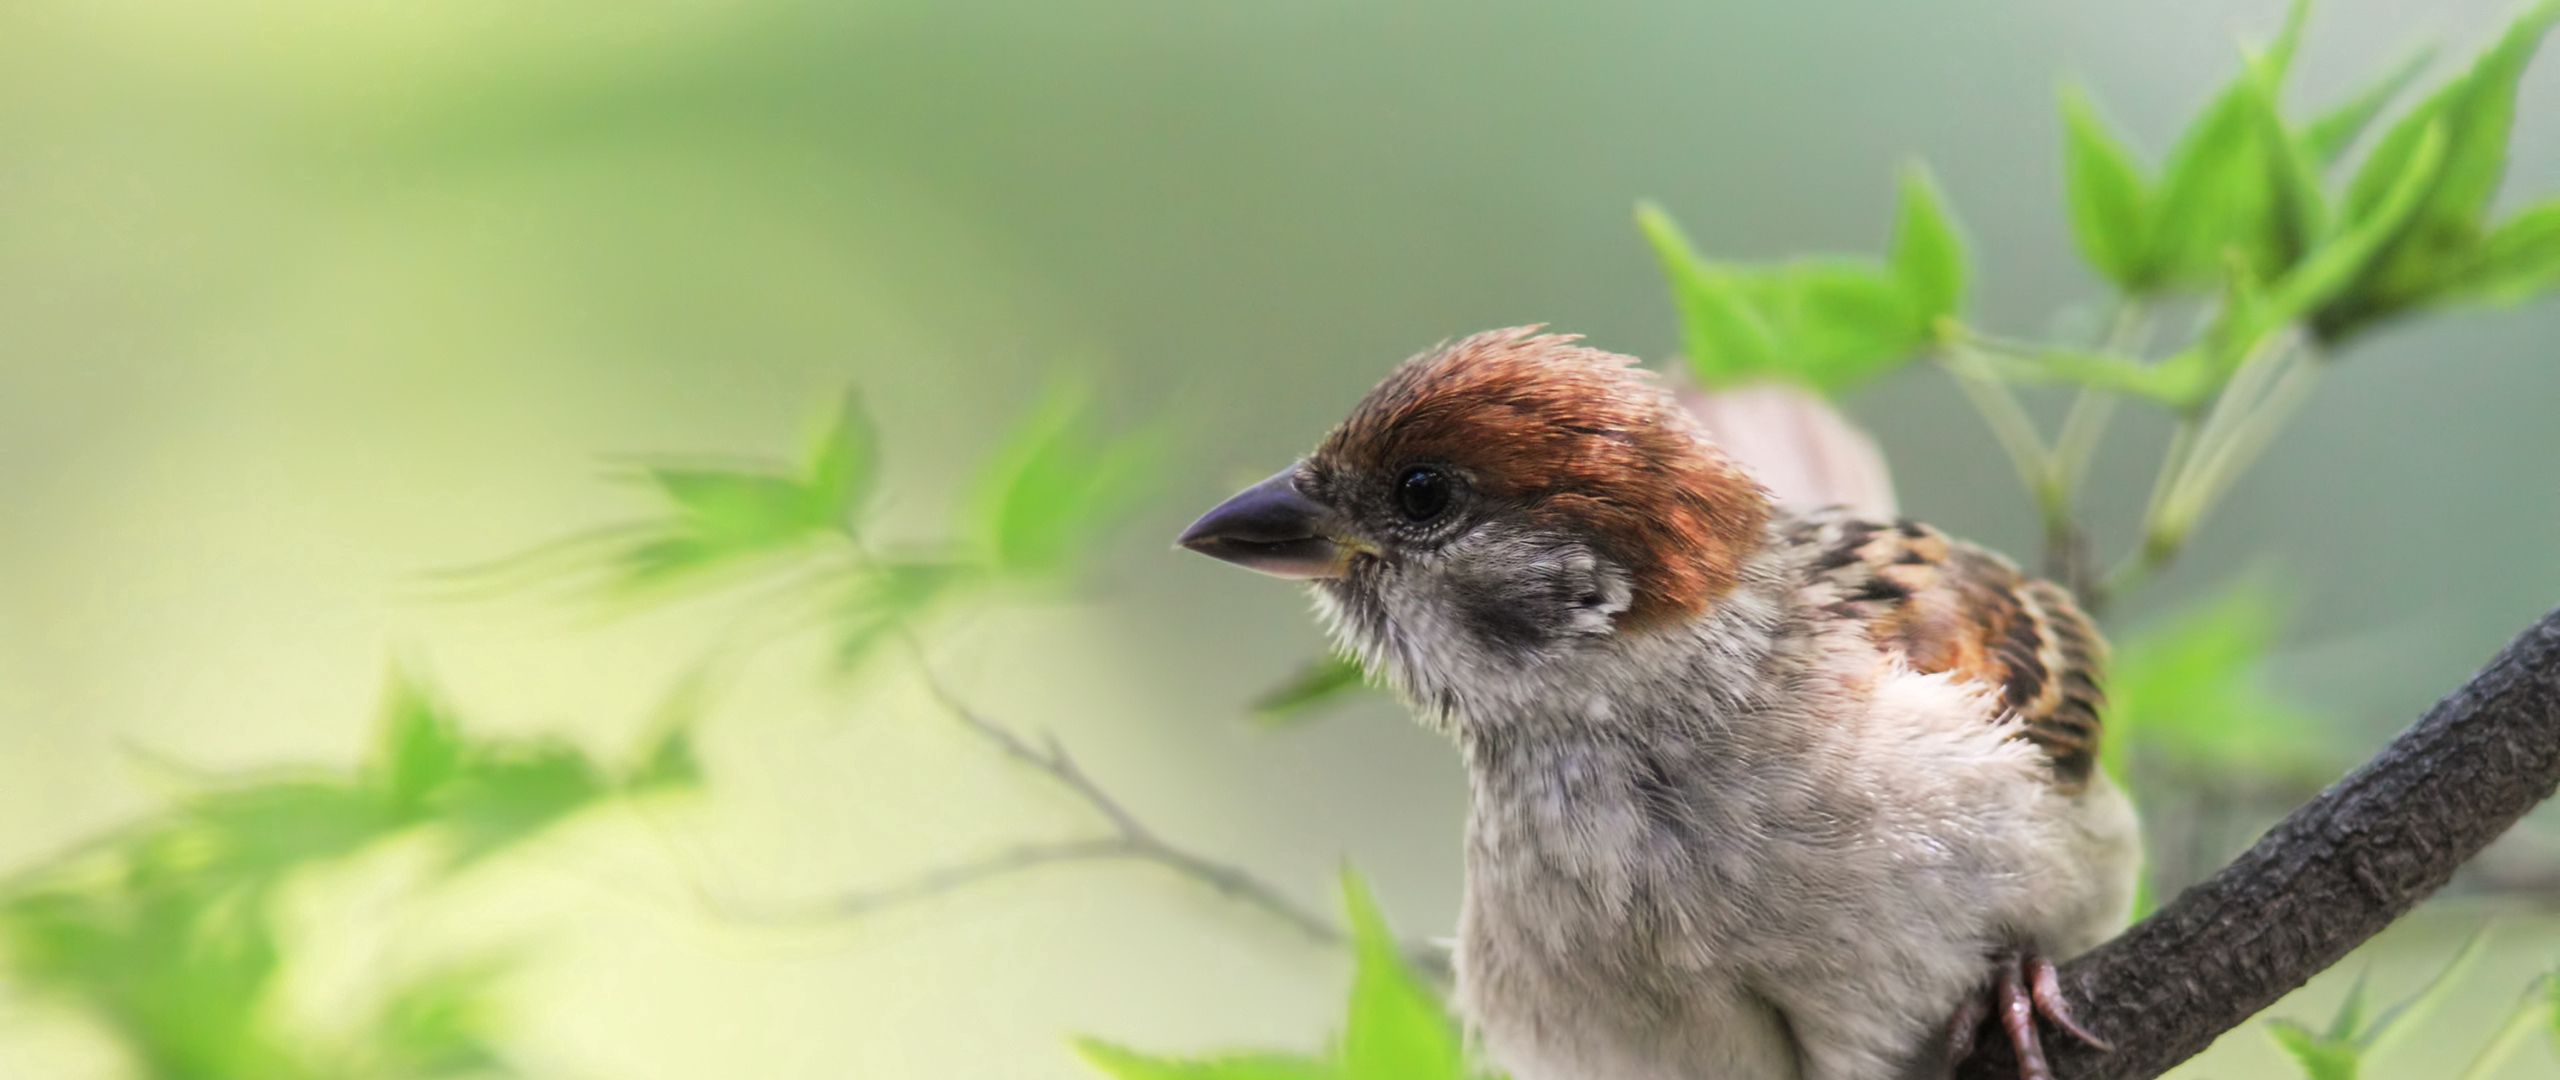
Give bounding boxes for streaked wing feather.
[1790,509,2107,791]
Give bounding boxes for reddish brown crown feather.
[1315,327,1771,628]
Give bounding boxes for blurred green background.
[5,1,2559,1077]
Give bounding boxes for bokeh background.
[5,1,2560,1077]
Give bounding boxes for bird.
[1177,327,2140,1080]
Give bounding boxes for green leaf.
[1252,655,1371,728]
[2327,971,2372,1041]
[646,468,830,547]
[2543,970,2560,1057]
[2145,58,2289,286]
[1779,260,1927,392]
[1636,202,1782,387]
[803,387,878,526]
[2127,1,2321,290]
[375,672,469,818]
[182,782,400,887]
[2103,582,2330,781]
[2301,122,2451,338]
[433,742,609,869]
[2059,84,2156,290]
[2441,199,2560,302]
[1077,1043,1334,1080]
[2303,45,2437,165]
[2243,51,2331,270]
[2267,1018,2363,1080]
[833,559,966,668]
[1889,165,1968,323]
[363,955,518,1079]
[2264,0,2313,75]
[629,724,703,794]
[1073,1040,1337,1080]
[972,386,1163,578]
[2328,0,2560,332]
[625,671,711,794]
[2350,0,2559,229]
[1339,872,1467,1080]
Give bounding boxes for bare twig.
[829,838,1142,915]
[894,642,1349,949]
[1956,605,2560,1079]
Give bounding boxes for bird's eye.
[1395,466,1453,522]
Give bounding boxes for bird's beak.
[1176,465,1353,580]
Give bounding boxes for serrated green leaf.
[2441,200,2560,302]
[804,387,878,526]
[182,782,399,888]
[1340,872,1468,1080]
[1889,165,1968,323]
[434,742,609,870]
[834,558,965,669]
[2303,45,2437,165]
[1073,1039,1337,1080]
[2146,58,2289,286]
[972,387,1163,578]
[2265,0,2313,75]
[1252,655,1371,728]
[2327,0,2560,334]
[2348,0,2559,229]
[2327,970,2372,1041]
[646,468,830,546]
[364,955,519,1079]
[2059,84,2156,290]
[2303,122,2451,338]
[2284,120,2444,307]
[2104,582,2331,780]
[1780,260,1928,392]
[1636,202,1782,387]
[2244,51,2331,270]
[2542,970,2560,1055]
[626,672,711,794]
[376,672,469,818]
[2267,1018,2363,1080]
[629,724,702,794]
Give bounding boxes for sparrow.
[1178,328,2140,1080]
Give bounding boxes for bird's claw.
[1946,950,2109,1080]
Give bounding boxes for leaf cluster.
[1637,167,1966,394]
[0,672,695,1080]
[441,384,1162,670]
[2042,0,2560,407]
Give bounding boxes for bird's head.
[1178,327,1772,708]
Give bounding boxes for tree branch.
[1958,605,2560,1079]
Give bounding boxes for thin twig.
[1941,346,2052,497]
[716,537,1463,973]
[831,838,1141,916]
[895,640,1347,947]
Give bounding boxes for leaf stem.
[1942,344,2054,499]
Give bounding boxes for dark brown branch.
[1959,605,2560,1079]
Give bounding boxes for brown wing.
[1789,510,2107,791]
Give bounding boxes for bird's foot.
[1944,951,2109,1080]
